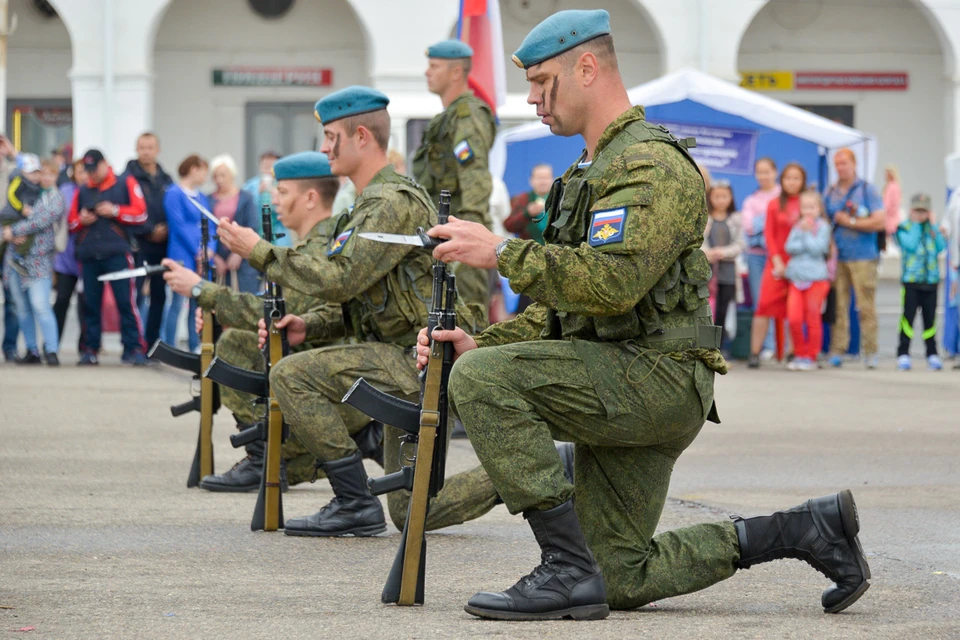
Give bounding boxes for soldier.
[418,10,870,621]
[217,87,503,538]
[161,152,380,491]
[413,40,497,328]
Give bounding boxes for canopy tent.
[490,68,878,208]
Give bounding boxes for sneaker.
[927,354,943,371]
[78,351,99,366]
[747,354,760,369]
[828,355,843,368]
[864,354,879,370]
[796,358,817,371]
[44,351,60,366]
[15,351,42,365]
[786,359,800,371]
[121,349,147,366]
[897,355,911,371]
[759,348,775,361]
[4,350,17,362]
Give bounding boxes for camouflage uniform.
[250,165,499,531]
[449,107,741,609]
[413,91,497,329]
[196,218,343,485]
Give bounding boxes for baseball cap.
[20,153,40,174]
[82,149,105,171]
[910,192,932,211]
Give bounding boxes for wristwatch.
[495,239,511,262]
[190,282,204,299]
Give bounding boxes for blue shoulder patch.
[454,140,474,164]
[588,207,627,247]
[328,228,354,256]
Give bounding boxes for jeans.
[162,291,200,352]
[6,269,59,354]
[2,284,19,354]
[80,254,146,353]
[746,252,775,351]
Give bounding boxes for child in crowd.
[784,190,832,371]
[702,180,744,349]
[894,193,947,370]
[0,153,43,272]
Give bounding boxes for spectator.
[504,163,553,244]
[0,135,20,360]
[243,151,289,248]
[701,180,743,349]
[883,165,902,244]
[784,190,832,372]
[209,154,260,294]
[125,132,174,348]
[332,176,356,216]
[68,149,148,366]
[161,155,210,353]
[387,148,407,175]
[0,153,43,267]
[488,174,511,238]
[740,157,780,358]
[52,146,70,187]
[53,159,87,353]
[895,193,947,371]
[2,158,64,365]
[748,163,806,368]
[824,148,885,369]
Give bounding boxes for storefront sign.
[652,121,758,175]
[740,71,794,91]
[794,72,908,91]
[213,67,333,87]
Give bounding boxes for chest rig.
[540,120,721,352]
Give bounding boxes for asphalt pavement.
[1,280,959,639]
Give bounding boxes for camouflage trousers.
[448,339,740,610]
[270,341,499,531]
[214,328,317,486]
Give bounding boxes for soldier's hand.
[415,325,477,370]
[195,307,204,335]
[258,314,307,350]
[428,216,502,269]
[161,258,202,296]
[217,219,260,259]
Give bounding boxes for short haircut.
[556,34,618,73]
[834,148,856,165]
[450,57,472,76]
[294,176,340,209]
[210,154,238,178]
[338,109,391,151]
[530,163,553,177]
[138,131,159,145]
[40,157,59,173]
[260,150,280,161]
[178,154,208,178]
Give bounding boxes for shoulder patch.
[588,207,627,247]
[454,140,474,164]
[328,228,354,256]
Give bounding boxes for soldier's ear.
[578,51,599,87]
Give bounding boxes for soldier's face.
[321,122,359,176]
[525,59,577,136]
[273,180,303,226]
[425,59,451,95]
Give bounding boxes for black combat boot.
[733,489,871,613]
[284,451,386,537]
[353,421,384,467]
[198,438,264,493]
[464,500,609,621]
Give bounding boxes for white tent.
[490,67,878,186]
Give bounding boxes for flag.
[458,0,506,116]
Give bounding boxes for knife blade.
[97,263,177,282]
[358,229,445,249]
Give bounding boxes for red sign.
[794,72,908,91]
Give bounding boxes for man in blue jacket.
[67,149,149,365]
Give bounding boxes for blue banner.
[652,121,758,175]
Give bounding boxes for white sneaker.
[796,358,817,371]
[760,349,775,361]
[786,360,799,371]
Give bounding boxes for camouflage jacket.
[412,91,496,228]
[249,165,438,348]
[476,106,726,373]
[197,216,344,344]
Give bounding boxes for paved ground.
[2,323,959,639]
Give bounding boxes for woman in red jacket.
[748,162,806,367]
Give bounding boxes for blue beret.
[512,9,611,69]
[272,151,333,181]
[314,86,389,125]
[426,39,473,59]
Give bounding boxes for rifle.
[342,190,457,605]
[204,204,289,531]
[148,212,221,488]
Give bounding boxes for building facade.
[9,0,960,203]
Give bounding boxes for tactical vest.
[541,120,721,353]
[332,176,436,347]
